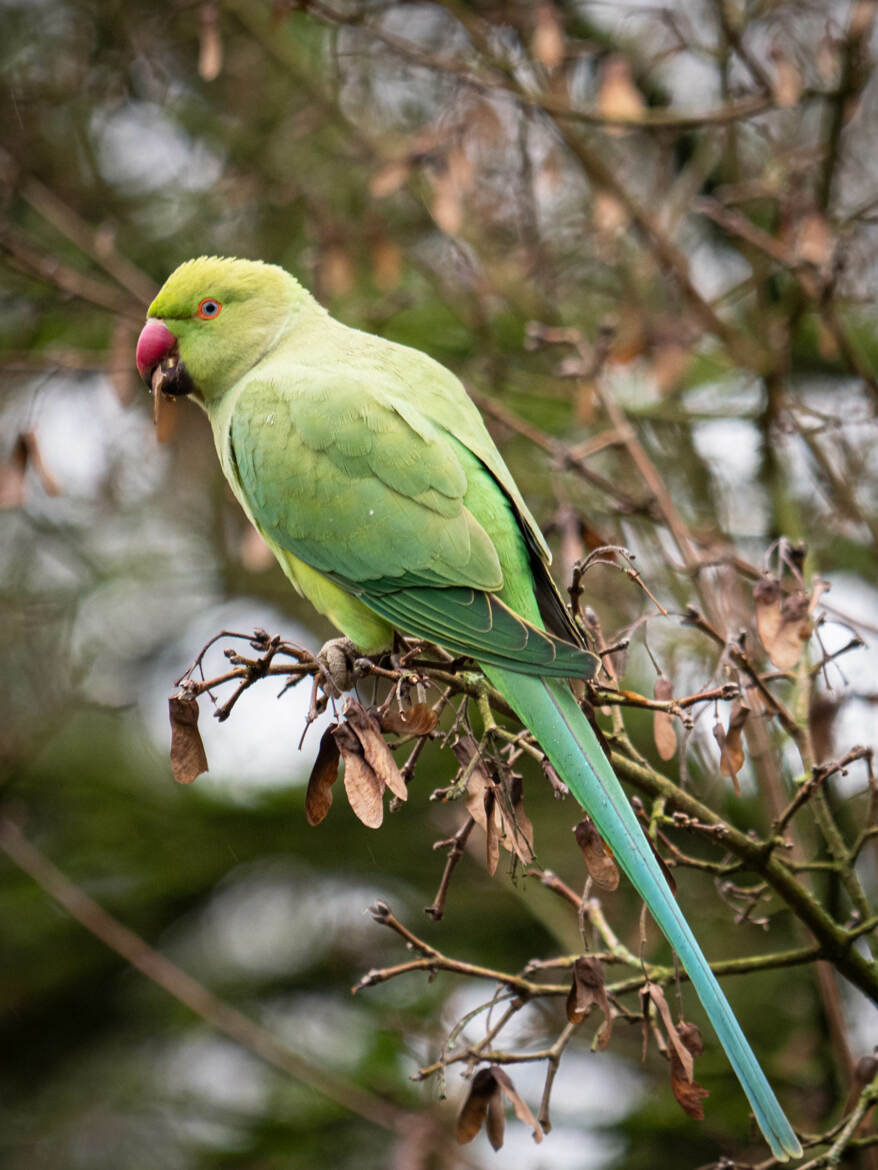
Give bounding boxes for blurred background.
[2,1,878,1167]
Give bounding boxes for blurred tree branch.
[0,817,481,1169]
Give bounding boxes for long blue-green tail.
[483,666,802,1161]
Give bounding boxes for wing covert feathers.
[363,588,599,677]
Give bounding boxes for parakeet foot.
[316,636,365,697]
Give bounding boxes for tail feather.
[484,666,802,1161]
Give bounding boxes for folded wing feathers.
[363,588,598,678]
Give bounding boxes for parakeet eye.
[197,298,222,319]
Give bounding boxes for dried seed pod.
[379,702,438,737]
[573,817,619,891]
[344,700,407,801]
[669,1021,710,1120]
[714,702,750,793]
[334,721,384,828]
[169,695,209,785]
[305,724,340,826]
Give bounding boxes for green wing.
[363,588,596,677]
[228,370,597,679]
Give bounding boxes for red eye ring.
[197,298,222,319]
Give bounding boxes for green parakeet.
[136,256,801,1160]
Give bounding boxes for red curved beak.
[136,318,177,382]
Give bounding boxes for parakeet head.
[136,256,318,403]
